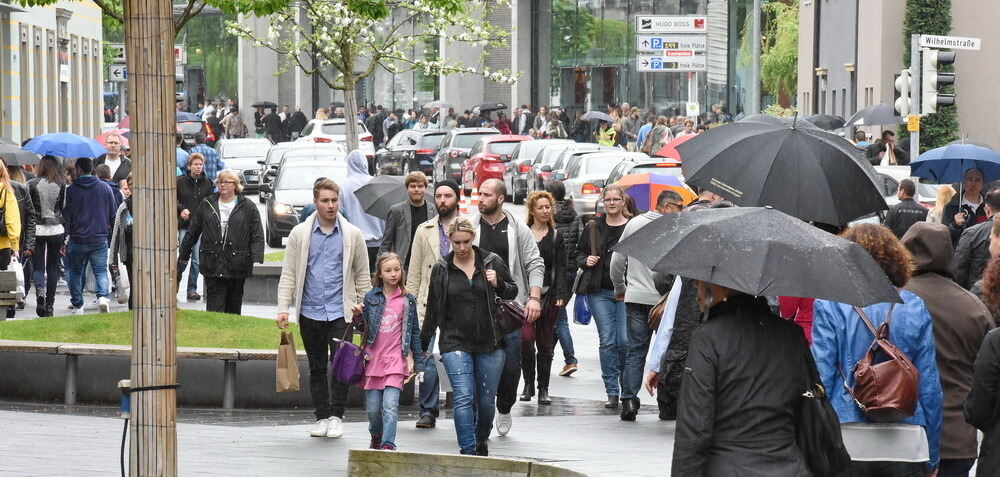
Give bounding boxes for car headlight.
[272,202,294,215]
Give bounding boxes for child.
[352,253,422,451]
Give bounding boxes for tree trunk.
[124,0,179,474]
[343,80,361,153]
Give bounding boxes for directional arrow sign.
[636,54,707,72]
[108,64,128,82]
[635,35,708,52]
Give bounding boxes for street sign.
[173,45,187,64]
[686,102,700,117]
[907,115,920,132]
[635,15,706,33]
[635,34,707,52]
[919,35,981,51]
[109,64,127,82]
[636,54,707,72]
[108,43,125,62]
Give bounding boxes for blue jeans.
[365,386,401,448]
[418,335,440,418]
[495,329,521,414]
[554,306,578,365]
[67,242,109,309]
[622,303,654,400]
[178,228,200,294]
[442,349,505,455]
[589,290,627,396]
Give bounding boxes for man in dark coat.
[954,187,1000,289]
[263,108,283,143]
[943,168,988,244]
[865,130,909,166]
[365,105,385,147]
[378,172,437,269]
[902,222,993,476]
[288,107,309,140]
[883,179,928,238]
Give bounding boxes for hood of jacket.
[554,199,577,225]
[901,221,955,278]
[346,150,369,177]
[72,175,103,189]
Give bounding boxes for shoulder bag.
[0,188,8,237]
[572,219,598,295]
[797,341,852,477]
[330,319,369,385]
[485,262,526,334]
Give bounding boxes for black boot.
[536,356,553,405]
[36,295,47,317]
[620,398,639,421]
[45,295,54,318]
[520,349,536,401]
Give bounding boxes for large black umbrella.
[252,100,278,109]
[805,114,845,130]
[355,175,433,220]
[612,207,902,306]
[845,104,903,127]
[677,116,887,225]
[0,144,38,166]
[474,102,507,112]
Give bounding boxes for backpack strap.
[837,302,897,407]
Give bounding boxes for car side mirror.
[259,184,271,193]
[593,179,606,189]
[541,165,552,172]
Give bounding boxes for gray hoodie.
[611,210,667,305]
[471,208,544,304]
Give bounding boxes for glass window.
[177,121,203,134]
[278,166,343,189]
[487,142,520,156]
[454,133,496,149]
[583,156,620,176]
[419,133,445,148]
[222,142,269,157]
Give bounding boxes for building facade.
[1,0,103,143]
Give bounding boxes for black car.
[177,119,215,150]
[375,129,446,176]
[503,139,574,204]
[432,127,499,183]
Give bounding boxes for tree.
[16,0,263,34]
[227,0,515,151]
[901,0,958,150]
[760,0,798,105]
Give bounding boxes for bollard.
[64,355,78,405]
[222,360,236,409]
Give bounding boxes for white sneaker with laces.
[496,412,512,436]
[309,418,330,437]
[71,307,85,316]
[97,297,110,313]
[326,416,344,438]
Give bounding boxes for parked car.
[215,138,273,192]
[177,118,215,150]
[461,135,532,196]
[272,143,347,174]
[549,143,610,182]
[562,150,631,216]
[297,118,377,170]
[505,139,574,204]
[873,165,943,206]
[525,141,582,197]
[257,142,293,203]
[375,129,446,176]
[262,162,348,247]
[432,127,500,183]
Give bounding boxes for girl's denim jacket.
[356,286,423,358]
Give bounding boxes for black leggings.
[32,234,62,299]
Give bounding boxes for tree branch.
[175,0,207,34]
[92,0,124,24]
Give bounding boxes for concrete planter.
[243,262,282,304]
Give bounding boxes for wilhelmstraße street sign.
[635,15,706,33]
[919,34,981,50]
[636,34,707,52]
[109,64,127,82]
[637,54,707,72]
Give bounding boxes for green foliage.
[180,14,240,100]
[760,1,798,100]
[549,0,629,67]
[900,0,958,150]
[763,103,797,117]
[263,250,286,262]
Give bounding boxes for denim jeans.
[417,334,440,418]
[554,306,578,365]
[178,228,200,294]
[846,461,924,476]
[495,329,522,414]
[589,290,627,396]
[32,234,63,299]
[442,349,505,455]
[365,386,401,448]
[66,242,109,309]
[622,303,654,400]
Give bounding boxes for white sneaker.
[496,412,512,436]
[97,297,110,313]
[309,418,330,437]
[71,307,85,316]
[326,416,344,438]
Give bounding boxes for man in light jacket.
[276,178,371,440]
[611,190,684,421]
[379,171,436,270]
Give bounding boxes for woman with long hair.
[109,174,134,309]
[518,191,568,404]
[927,184,957,224]
[0,164,21,318]
[495,112,512,135]
[545,180,580,376]
[27,156,64,316]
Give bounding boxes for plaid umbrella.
[617,173,697,211]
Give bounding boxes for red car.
[462,135,533,195]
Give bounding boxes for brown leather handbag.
[839,303,920,422]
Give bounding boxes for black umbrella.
[252,101,278,109]
[355,175,433,220]
[612,207,902,306]
[805,114,846,131]
[845,104,903,127]
[474,102,507,112]
[0,144,38,166]
[580,111,615,123]
[677,116,887,225]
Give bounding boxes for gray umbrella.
[580,111,615,123]
[355,175,433,220]
[612,207,902,306]
[0,144,39,166]
[845,104,903,127]
[423,100,451,110]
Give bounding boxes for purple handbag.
[330,319,369,385]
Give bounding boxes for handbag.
[573,294,592,325]
[572,220,599,295]
[330,320,369,385]
[485,263,527,334]
[839,303,919,422]
[797,343,852,477]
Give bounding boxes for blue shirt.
[300,219,345,321]
[438,220,451,257]
[189,144,225,181]
[636,123,653,151]
[176,147,189,175]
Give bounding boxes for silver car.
[563,151,635,216]
[215,138,273,192]
[504,139,574,204]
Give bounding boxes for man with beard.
[406,180,462,429]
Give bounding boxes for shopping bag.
[276,331,301,392]
[573,294,592,325]
[434,353,452,393]
[10,258,23,299]
[115,263,130,305]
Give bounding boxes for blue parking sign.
[650,37,662,49]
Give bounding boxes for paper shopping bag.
[276,331,301,392]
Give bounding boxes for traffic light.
[894,69,911,116]
[921,49,956,114]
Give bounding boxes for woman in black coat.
[671,283,812,476]
[178,170,264,314]
[966,256,1000,475]
[545,180,580,376]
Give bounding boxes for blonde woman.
[178,170,264,314]
[926,184,957,224]
[0,164,20,318]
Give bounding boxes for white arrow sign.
[637,54,707,72]
[635,35,708,52]
[919,34,981,50]
[108,64,127,82]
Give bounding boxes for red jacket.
[779,296,814,344]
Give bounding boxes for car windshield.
[487,142,520,156]
[177,121,202,134]
[453,133,496,148]
[222,143,267,157]
[278,167,342,189]
[419,134,446,148]
[320,122,366,135]
[266,146,289,165]
[584,156,620,176]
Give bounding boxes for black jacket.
[27,177,64,227]
[942,192,987,244]
[420,247,517,354]
[883,197,928,238]
[10,182,35,252]
[657,278,702,419]
[93,155,133,184]
[176,173,215,230]
[289,111,309,134]
[671,294,811,476]
[865,139,909,166]
[365,112,384,143]
[575,216,627,294]
[954,217,993,290]
[553,199,579,272]
[205,115,223,139]
[965,327,1000,475]
[178,194,264,278]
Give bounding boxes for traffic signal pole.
[909,34,921,157]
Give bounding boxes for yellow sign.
[907,115,920,132]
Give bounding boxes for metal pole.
[64,355,78,405]
[749,0,762,114]
[909,34,921,158]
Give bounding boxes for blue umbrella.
[909,144,1000,183]
[22,132,106,158]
